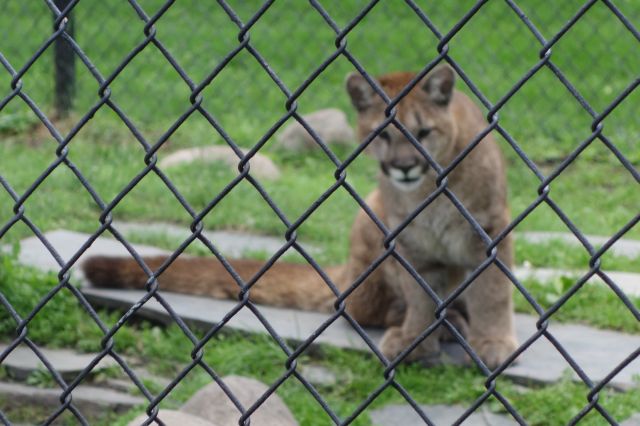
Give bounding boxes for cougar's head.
[346,65,458,192]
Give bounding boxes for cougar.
[84,65,517,368]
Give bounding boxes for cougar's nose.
[390,158,419,175]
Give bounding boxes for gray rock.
[275,108,355,151]
[0,343,118,381]
[0,381,144,418]
[370,403,517,426]
[299,364,337,387]
[181,375,298,426]
[518,231,640,258]
[128,410,214,426]
[159,146,280,180]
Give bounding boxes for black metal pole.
[53,0,75,118]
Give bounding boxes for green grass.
[0,254,638,426]
[1,1,638,160]
[516,238,640,274]
[0,1,637,246]
[515,276,640,334]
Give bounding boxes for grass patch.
[1,253,640,425]
[514,276,640,333]
[516,238,640,274]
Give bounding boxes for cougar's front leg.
[340,190,404,328]
[465,240,517,369]
[379,267,445,364]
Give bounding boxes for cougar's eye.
[378,130,391,142]
[417,128,432,140]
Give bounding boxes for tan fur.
[83,256,339,311]
[83,65,516,368]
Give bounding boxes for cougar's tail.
[82,255,343,312]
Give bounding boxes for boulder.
[276,108,355,151]
[159,146,280,180]
[128,410,214,426]
[181,375,298,426]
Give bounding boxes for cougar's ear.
[346,72,377,112]
[421,64,455,106]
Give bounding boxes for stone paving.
[0,381,144,418]
[80,287,640,390]
[369,404,640,426]
[16,228,640,296]
[115,221,302,258]
[369,403,517,426]
[5,228,640,424]
[9,229,640,389]
[0,343,117,381]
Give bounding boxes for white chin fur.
[389,175,425,192]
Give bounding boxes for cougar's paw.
[384,299,406,327]
[440,308,469,342]
[470,337,517,370]
[380,326,440,363]
[380,326,405,360]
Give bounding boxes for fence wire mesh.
[0,0,639,425]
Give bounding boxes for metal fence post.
[53,0,75,118]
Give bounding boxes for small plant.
[25,368,56,388]
[0,112,38,135]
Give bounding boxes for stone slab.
[622,413,640,426]
[81,287,640,389]
[510,315,640,390]
[370,404,640,426]
[12,230,640,389]
[16,230,168,273]
[13,230,638,297]
[81,287,384,351]
[0,343,117,381]
[0,381,144,417]
[115,221,307,258]
[519,231,640,258]
[370,403,517,426]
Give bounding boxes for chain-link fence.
[1,0,639,425]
